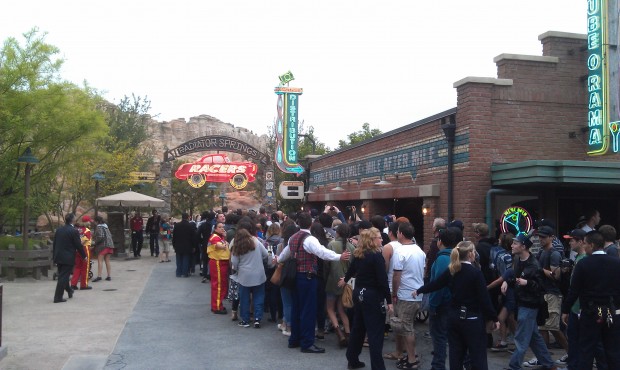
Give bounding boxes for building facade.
[306,31,620,247]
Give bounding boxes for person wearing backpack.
[501,233,558,370]
[487,233,516,351]
[536,226,568,366]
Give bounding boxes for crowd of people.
[51,206,620,370]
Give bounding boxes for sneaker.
[282,329,291,336]
[491,342,509,352]
[555,354,568,365]
[238,321,250,328]
[277,323,285,331]
[254,320,261,328]
[523,358,540,367]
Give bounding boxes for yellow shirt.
[207,234,230,260]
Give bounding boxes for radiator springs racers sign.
[175,154,258,190]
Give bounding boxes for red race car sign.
[175,154,258,190]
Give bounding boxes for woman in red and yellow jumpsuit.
[71,216,92,290]
[207,222,229,314]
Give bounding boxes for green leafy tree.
[337,122,382,150]
[0,29,108,231]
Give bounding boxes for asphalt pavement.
[0,253,557,370]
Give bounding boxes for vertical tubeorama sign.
[274,72,305,175]
[587,0,620,154]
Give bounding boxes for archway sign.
[158,135,274,213]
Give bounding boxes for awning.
[96,191,165,208]
[491,160,620,186]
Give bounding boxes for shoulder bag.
[279,233,308,290]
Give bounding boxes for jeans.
[131,231,143,257]
[175,253,190,277]
[429,304,449,370]
[316,276,327,332]
[508,306,554,369]
[149,232,159,256]
[239,283,265,323]
[281,286,292,325]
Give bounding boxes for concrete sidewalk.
[1,253,555,370]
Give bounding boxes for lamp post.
[17,147,39,249]
[219,189,227,210]
[441,115,456,222]
[207,183,218,210]
[92,172,105,218]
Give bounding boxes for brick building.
[305,31,620,247]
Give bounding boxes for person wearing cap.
[501,233,558,370]
[561,230,620,370]
[130,212,144,258]
[70,216,93,291]
[561,229,608,370]
[535,225,568,363]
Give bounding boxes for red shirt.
[130,216,144,232]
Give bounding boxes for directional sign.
[278,181,304,200]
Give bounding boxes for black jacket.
[476,237,495,284]
[510,253,544,309]
[53,224,86,265]
[172,220,197,254]
[562,253,620,314]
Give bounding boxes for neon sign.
[274,83,304,175]
[500,206,533,236]
[586,0,619,154]
[174,154,258,190]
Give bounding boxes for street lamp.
[92,171,105,217]
[219,189,227,209]
[17,147,39,249]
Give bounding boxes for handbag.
[341,283,354,308]
[270,263,283,285]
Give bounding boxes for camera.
[560,259,574,269]
[329,206,335,211]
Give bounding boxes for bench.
[0,245,53,281]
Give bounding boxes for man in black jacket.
[172,213,197,277]
[561,231,620,369]
[502,234,557,370]
[53,213,86,303]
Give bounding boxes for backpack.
[489,246,512,279]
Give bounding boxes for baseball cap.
[448,220,464,230]
[536,225,555,237]
[563,229,587,239]
[513,233,533,248]
[81,215,92,223]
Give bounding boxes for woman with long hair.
[92,216,114,282]
[264,223,283,323]
[414,241,499,370]
[230,221,274,328]
[339,227,393,370]
[325,223,355,348]
[207,222,229,314]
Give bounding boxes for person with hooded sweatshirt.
[427,226,459,370]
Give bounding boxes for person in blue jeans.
[230,221,274,328]
[428,227,459,370]
[501,234,557,370]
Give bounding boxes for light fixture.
[361,204,366,213]
[422,203,430,216]
[332,182,344,191]
[374,174,391,186]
